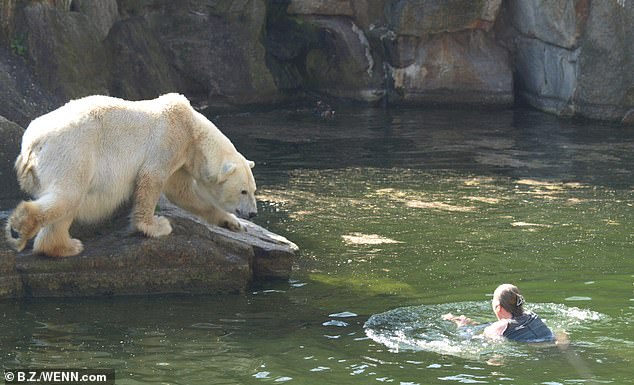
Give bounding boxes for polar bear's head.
[199,156,257,219]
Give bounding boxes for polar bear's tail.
[14,148,39,194]
[5,201,42,252]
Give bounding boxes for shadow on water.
[217,106,634,188]
[0,293,313,384]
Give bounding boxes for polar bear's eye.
[241,190,248,195]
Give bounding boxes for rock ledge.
[0,200,298,298]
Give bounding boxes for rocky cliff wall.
[500,0,634,123]
[0,0,632,124]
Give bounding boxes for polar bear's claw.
[6,226,25,252]
[222,214,243,232]
[5,228,26,252]
[69,239,84,256]
[5,202,41,252]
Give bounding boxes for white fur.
[6,93,257,257]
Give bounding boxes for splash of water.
[364,302,606,360]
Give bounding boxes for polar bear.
[5,93,257,257]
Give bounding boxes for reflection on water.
[218,106,634,188]
[2,107,633,384]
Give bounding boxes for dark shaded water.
[1,107,633,384]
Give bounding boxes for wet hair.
[493,284,525,318]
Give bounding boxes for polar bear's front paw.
[220,213,243,232]
[55,238,84,258]
[137,215,173,237]
[69,238,84,255]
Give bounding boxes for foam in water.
[364,302,606,360]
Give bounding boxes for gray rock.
[0,115,24,205]
[104,17,180,100]
[70,0,119,40]
[18,2,109,100]
[0,0,16,43]
[379,0,511,106]
[303,17,385,102]
[287,0,354,16]
[2,0,630,120]
[513,35,580,116]
[144,0,278,107]
[506,0,589,49]
[574,0,634,121]
[348,0,389,30]
[0,234,19,298]
[386,0,502,36]
[387,30,513,106]
[0,200,297,298]
[277,0,511,106]
[504,0,634,122]
[0,45,59,127]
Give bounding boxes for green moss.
[309,273,416,296]
[10,33,26,56]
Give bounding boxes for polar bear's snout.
[236,208,257,219]
[235,196,257,219]
[226,159,257,221]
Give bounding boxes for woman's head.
[492,283,525,318]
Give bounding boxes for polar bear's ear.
[248,160,255,169]
[218,162,237,183]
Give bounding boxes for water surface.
[1,107,633,384]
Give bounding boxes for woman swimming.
[443,284,556,343]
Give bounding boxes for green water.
[2,107,633,384]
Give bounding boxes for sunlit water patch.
[257,167,634,294]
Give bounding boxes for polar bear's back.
[26,94,188,141]
[23,93,195,158]
[18,94,194,223]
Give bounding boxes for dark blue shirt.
[503,312,555,343]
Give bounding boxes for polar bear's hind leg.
[6,191,84,257]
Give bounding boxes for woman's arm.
[483,319,509,338]
[442,313,478,327]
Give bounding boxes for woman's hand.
[442,313,477,327]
